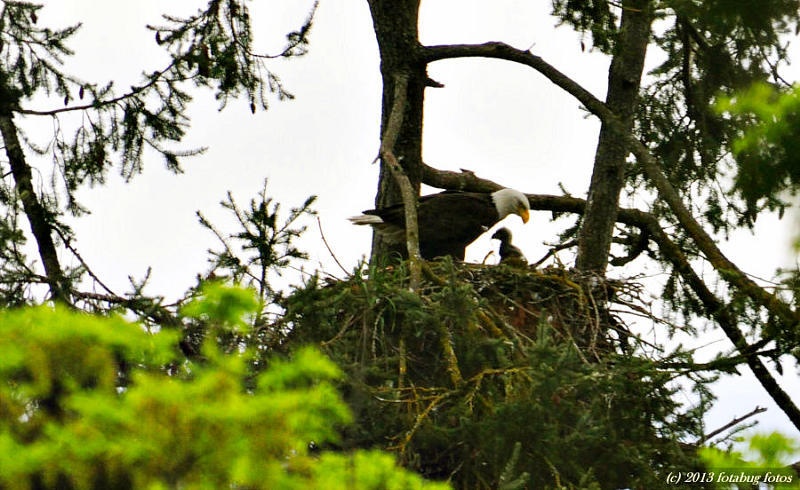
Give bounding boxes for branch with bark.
[379,72,422,290]
[417,161,800,430]
[417,40,799,335]
[412,37,800,428]
[697,406,767,445]
[0,112,68,303]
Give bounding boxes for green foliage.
[1,0,193,199]
[497,442,530,490]
[621,0,800,348]
[699,432,799,489]
[549,0,799,248]
[182,280,259,335]
[2,3,797,488]
[179,183,317,360]
[671,0,799,44]
[548,1,800,374]
[0,2,80,104]
[749,433,800,467]
[630,0,799,235]
[0,287,448,489]
[0,198,35,308]
[717,83,800,216]
[283,262,708,489]
[550,0,618,53]
[312,451,448,490]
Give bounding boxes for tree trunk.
[575,0,653,275]
[0,111,69,302]
[366,0,427,264]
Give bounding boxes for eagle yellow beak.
[518,208,530,224]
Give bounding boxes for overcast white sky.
[27,0,800,448]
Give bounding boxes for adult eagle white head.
[349,188,530,260]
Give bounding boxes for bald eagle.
[492,227,527,265]
[349,188,530,260]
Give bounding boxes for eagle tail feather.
[348,215,384,226]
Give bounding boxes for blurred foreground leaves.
[0,284,448,490]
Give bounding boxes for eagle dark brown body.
[349,189,530,260]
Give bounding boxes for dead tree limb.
[379,71,422,290]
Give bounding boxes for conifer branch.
[15,60,179,116]
[225,1,318,60]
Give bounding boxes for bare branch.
[419,42,611,120]
[53,226,117,298]
[316,216,349,277]
[698,406,767,445]
[379,71,421,290]
[532,240,577,269]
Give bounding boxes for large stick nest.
[279,260,700,489]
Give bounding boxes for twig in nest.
[437,321,464,387]
[532,240,577,268]
[390,392,452,455]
